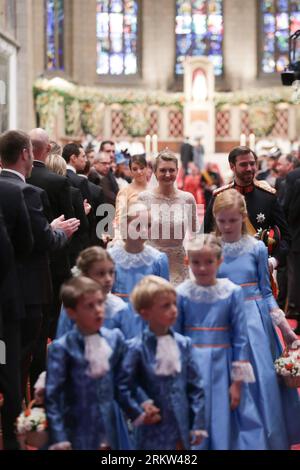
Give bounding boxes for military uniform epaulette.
[254,179,276,195]
[213,182,234,197]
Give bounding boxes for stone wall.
[12,0,297,132]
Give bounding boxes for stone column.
[16,0,35,130]
[72,0,96,85]
[223,0,257,90]
[142,0,175,90]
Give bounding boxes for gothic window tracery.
[175,0,223,76]
[261,0,300,74]
[96,0,139,75]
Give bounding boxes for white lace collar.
[140,189,187,203]
[222,235,257,258]
[182,278,236,303]
[109,243,158,269]
[84,334,112,378]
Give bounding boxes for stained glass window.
[45,0,64,71]
[175,0,223,76]
[0,56,9,133]
[261,0,300,73]
[96,0,138,75]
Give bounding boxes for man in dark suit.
[78,160,105,245]
[180,137,194,174]
[0,130,80,398]
[275,154,297,206]
[0,212,18,449]
[62,143,92,203]
[99,140,119,196]
[283,167,300,331]
[0,210,15,447]
[90,152,118,206]
[204,146,291,271]
[62,142,92,245]
[28,128,74,220]
[0,208,13,339]
[0,208,13,289]
[0,180,34,449]
[283,165,300,216]
[274,155,298,311]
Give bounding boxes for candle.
[240,133,246,146]
[145,135,151,156]
[152,134,158,155]
[249,132,256,150]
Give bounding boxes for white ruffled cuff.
[191,430,209,438]
[231,361,256,383]
[133,412,146,427]
[34,371,46,390]
[269,308,285,326]
[141,399,154,407]
[268,257,278,270]
[49,441,72,450]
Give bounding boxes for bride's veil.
[147,172,158,190]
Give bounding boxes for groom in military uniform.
[204,146,291,274]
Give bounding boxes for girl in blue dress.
[117,275,207,450]
[176,234,260,450]
[108,203,170,338]
[213,188,300,449]
[56,246,130,338]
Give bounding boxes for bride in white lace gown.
[138,150,199,285]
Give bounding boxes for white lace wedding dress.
[138,189,199,285]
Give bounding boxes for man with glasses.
[89,152,118,206]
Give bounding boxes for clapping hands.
[51,215,80,238]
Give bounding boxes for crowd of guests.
[255,148,300,334]
[0,128,300,450]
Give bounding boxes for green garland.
[33,78,184,136]
[214,87,295,110]
[33,78,297,137]
[33,78,184,108]
[248,103,277,137]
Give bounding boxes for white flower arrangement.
[275,351,300,377]
[123,103,150,137]
[16,406,47,434]
[274,344,300,390]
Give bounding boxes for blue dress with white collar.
[108,243,169,338]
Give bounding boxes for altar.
[183,56,215,155]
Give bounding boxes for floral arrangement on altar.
[248,103,277,137]
[274,345,300,388]
[33,78,184,137]
[123,103,150,136]
[33,78,185,108]
[33,77,299,139]
[214,87,295,109]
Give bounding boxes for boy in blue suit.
[117,275,207,450]
[45,276,129,450]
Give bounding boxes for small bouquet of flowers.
[16,400,48,448]
[274,343,300,388]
